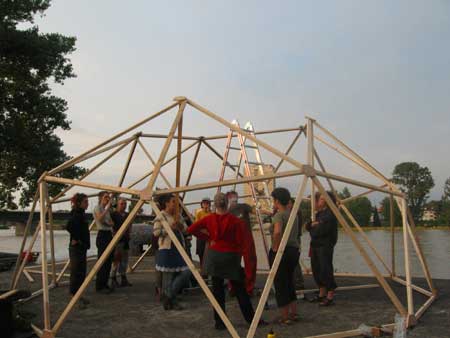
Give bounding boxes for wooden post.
[401,198,414,316]
[10,189,38,289]
[312,177,407,316]
[39,182,51,330]
[46,203,57,285]
[149,201,240,338]
[313,148,338,197]
[52,200,145,335]
[307,118,316,220]
[175,112,183,221]
[390,194,396,276]
[340,204,392,275]
[247,176,308,338]
[202,140,244,178]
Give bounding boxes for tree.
[443,177,450,201]
[372,206,381,227]
[347,196,372,226]
[392,162,434,223]
[0,1,85,209]
[380,197,402,227]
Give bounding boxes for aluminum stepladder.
[217,120,273,266]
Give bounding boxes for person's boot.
[120,275,132,287]
[111,275,119,289]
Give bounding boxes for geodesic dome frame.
[7,97,437,338]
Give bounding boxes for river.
[1,228,449,279]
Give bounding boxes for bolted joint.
[140,189,152,201]
[134,131,143,137]
[173,96,187,102]
[37,172,48,184]
[303,165,316,177]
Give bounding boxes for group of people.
[65,186,338,329]
[66,191,133,306]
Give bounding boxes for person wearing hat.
[194,197,212,271]
[188,193,265,330]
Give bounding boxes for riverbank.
[1,256,449,338]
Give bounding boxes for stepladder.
[217,120,275,262]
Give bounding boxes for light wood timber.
[274,127,304,172]
[182,140,202,200]
[340,184,388,204]
[312,177,407,316]
[52,200,145,335]
[340,204,392,275]
[50,139,131,203]
[415,295,436,320]
[202,140,244,178]
[118,137,139,187]
[127,140,199,189]
[141,101,186,199]
[10,189,38,289]
[187,99,305,171]
[247,177,308,338]
[390,194,396,276]
[203,126,304,141]
[391,276,433,297]
[48,101,178,175]
[401,198,414,315]
[39,182,51,330]
[44,176,140,196]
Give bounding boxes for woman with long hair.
[153,194,191,310]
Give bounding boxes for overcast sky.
[34,1,450,210]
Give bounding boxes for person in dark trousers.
[110,197,132,288]
[305,191,338,306]
[188,193,266,331]
[269,187,300,324]
[94,191,114,293]
[66,193,90,306]
[288,197,305,299]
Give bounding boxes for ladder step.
[245,145,258,149]
[229,146,241,151]
[248,161,264,166]
[227,164,240,168]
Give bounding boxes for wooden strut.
[312,177,408,316]
[51,200,145,335]
[39,182,51,330]
[48,101,178,175]
[307,118,316,221]
[274,126,304,172]
[202,139,244,179]
[118,136,139,187]
[247,176,308,338]
[50,139,132,203]
[390,194,396,276]
[340,204,392,275]
[10,189,38,289]
[46,202,57,285]
[203,126,304,141]
[175,112,183,221]
[181,140,202,200]
[127,140,200,189]
[401,198,414,317]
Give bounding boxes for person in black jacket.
[305,191,338,306]
[66,193,90,305]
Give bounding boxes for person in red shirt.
[188,192,265,330]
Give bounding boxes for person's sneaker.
[120,275,132,287]
[214,322,226,331]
